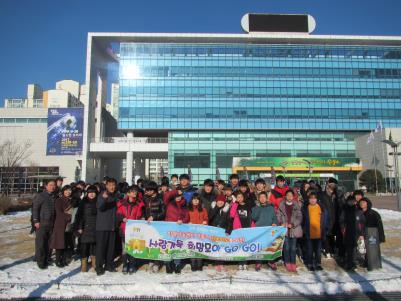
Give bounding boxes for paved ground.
[367,194,400,211]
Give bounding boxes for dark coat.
[340,203,365,247]
[208,201,232,234]
[302,202,330,241]
[75,197,97,243]
[96,191,118,231]
[50,196,73,250]
[143,194,165,221]
[362,199,385,243]
[32,191,56,226]
[319,190,336,235]
[198,188,218,211]
[235,188,257,208]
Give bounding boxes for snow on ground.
[0,209,400,299]
[375,208,401,221]
[0,211,31,232]
[1,257,401,299]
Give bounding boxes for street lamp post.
[303,159,313,181]
[386,164,394,194]
[280,165,286,178]
[382,140,401,211]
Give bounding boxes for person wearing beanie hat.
[223,185,236,205]
[209,193,232,272]
[76,185,98,272]
[269,175,289,211]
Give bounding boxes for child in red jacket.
[188,193,208,271]
[117,185,145,274]
[164,192,189,273]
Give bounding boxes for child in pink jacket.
[230,192,255,270]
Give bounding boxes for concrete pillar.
[145,159,150,179]
[126,132,134,185]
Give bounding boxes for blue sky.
[1,0,401,107]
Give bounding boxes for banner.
[233,157,360,168]
[125,220,286,261]
[46,108,84,155]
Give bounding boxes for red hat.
[216,194,226,203]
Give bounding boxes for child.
[76,185,98,272]
[254,178,267,204]
[270,175,289,211]
[251,191,278,271]
[224,185,236,206]
[188,193,208,271]
[340,196,366,271]
[165,192,190,274]
[358,197,385,270]
[143,181,165,273]
[117,185,145,274]
[216,180,226,194]
[277,189,303,273]
[209,193,232,272]
[230,192,254,270]
[236,180,256,208]
[302,191,329,271]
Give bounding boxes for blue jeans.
[306,239,322,267]
[283,237,297,264]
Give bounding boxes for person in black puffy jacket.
[76,185,98,272]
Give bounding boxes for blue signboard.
[46,108,84,156]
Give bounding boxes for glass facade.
[168,131,358,184]
[119,43,401,130]
[117,41,401,186]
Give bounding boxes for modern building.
[82,20,401,190]
[5,80,83,109]
[1,80,87,193]
[111,83,119,119]
[0,108,81,193]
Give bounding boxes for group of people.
[31,173,386,276]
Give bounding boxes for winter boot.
[81,258,88,272]
[90,256,96,271]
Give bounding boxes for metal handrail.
[91,137,168,144]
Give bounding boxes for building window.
[174,153,210,168]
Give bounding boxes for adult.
[32,179,57,269]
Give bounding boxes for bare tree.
[0,139,33,195]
